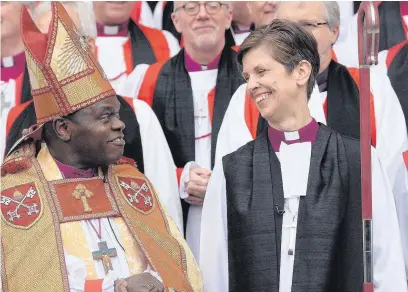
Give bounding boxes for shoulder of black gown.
[387,41,408,130]
[116,95,145,174]
[5,101,37,155]
[20,65,33,104]
[222,128,267,170]
[127,19,157,67]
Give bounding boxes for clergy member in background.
[0,1,35,162]
[130,1,180,42]
[4,1,184,234]
[200,20,407,292]
[247,1,278,30]
[334,1,408,66]
[93,1,180,93]
[228,1,253,46]
[214,2,408,277]
[1,3,202,292]
[121,1,245,262]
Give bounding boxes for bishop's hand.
[124,272,164,292]
[185,167,211,205]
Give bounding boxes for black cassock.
[223,124,363,292]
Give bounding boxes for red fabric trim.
[244,92,259,139]
[232,45,240,52]
[401,3,408,37]
[130,2,142,24]
[6,100,33,137]
[84,279,103,292]
[138,24,170,61]
[15,71,25,105]
[403,151,408,170]
[176,167,183,186]
[322,69,377,148]
[207,87,215,123]
[386,40,408,68]
[138,61,166,106]
[123,40,134,75]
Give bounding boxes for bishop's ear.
[294,60,312,88]
[53,118,72,142]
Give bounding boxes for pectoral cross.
[72,184,94,213]
[92,241,117,275]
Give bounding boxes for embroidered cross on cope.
[92,241,117,275]
[72,184,94,213]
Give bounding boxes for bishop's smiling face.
[242,45,300,123]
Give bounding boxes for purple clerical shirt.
[1,52,26,82]
[267,119,319,152]
[184,50,221,72]
[96,21,129,37]
[54,159,97,179]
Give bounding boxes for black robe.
[223,125,363,292]
[258,61,363,141]
[5,95,145,173]
[387,42,408,130]
[128,19,163,68]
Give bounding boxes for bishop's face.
[172,1,232,52]
[247,1,278,28]
[276,1,339,73]
[242,45,301,124]
[1,2,24,43]
[66,96,126,167]
[93,1,135,25]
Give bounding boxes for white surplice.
[177,69,218,263]
[1,78,17,164]
[129,98,184,235]
[138,1,165,30]
[200,144,408,292]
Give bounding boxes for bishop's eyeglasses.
[174,2,229,16]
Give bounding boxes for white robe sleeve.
[370,61,408,278]
[118,64,149,99]
[371,147,408,292]
[214,84,253,163]
[132,99,184,234]
[199,161,228,292]
[162,30,181,57]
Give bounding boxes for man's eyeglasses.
[175,2,229,16]
[298,21,328,30]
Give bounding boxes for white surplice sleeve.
[162,30,181,57]
[132,99,184,234]
[214,84,252,163]
[118,64,149,98]
[199,161,228,292]
[371,147,408,292]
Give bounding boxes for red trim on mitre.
[20,4,48,64]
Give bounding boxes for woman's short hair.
[237,19,320,99]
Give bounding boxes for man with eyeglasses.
[121,1,245,262]
[211,1,408,284]
[93,1,181,94]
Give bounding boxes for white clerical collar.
[284,131,300,141]
[2,56,14,68]
[103,25,120,35]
